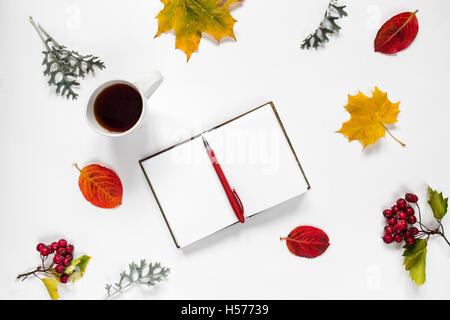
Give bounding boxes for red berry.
[60,274,69,284]
[65,253,73,259]
[397,220,408,231]
[383,234,393,244]
[398,211,408,220]
[393,233,403,243]
[56,247,66,256]
[36,243,45,252]
[51,242,59,250]
[383,209,393,219]
[58,239,67,247]
[397,199,407,210]
[63,258,71,267]
[405,193,418,203]
[406,237,416,246]
[40,246,50,256]
[65,245,74,254]
[388,217,397,226]
[408,216,417,224]
[405,206,415,216]
[384,226,394,234]
[392,205,399,214]
[403,230,411,239]
[55,265,65,274]
[47,246,54,254]
[53,255,64,264]
[411,227,419,236]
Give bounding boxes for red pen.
[202,135,245,223]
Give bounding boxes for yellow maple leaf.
[155,0,241,61]
[337,87,406,149]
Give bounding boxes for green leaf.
[402,239,427,286]
[428,187,448,221]
[41,278,59,300]
[65,255,91,282]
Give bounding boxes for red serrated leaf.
[281,226,330,258]
[374,10,419,54]
[74,163,123,209]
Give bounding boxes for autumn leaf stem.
[73,163,81,172]
[18,256,57,281]
[17,267,52,281]
[382,123,406,147]
[414,203,433,233]
[414,203,450,247]
[439,232,450,246]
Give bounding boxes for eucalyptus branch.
[105,260,170,300]
[29,16,105,100]
[301,0,347,49]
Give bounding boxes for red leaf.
[281,226,330,258]
[74,163,123,209]
[374,10,419,54]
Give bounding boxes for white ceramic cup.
[86,71,163,137]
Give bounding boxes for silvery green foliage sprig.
[301,1,347,49]
[105,260,170,299]
[29,17,105,100]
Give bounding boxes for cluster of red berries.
[382,193,420,246]
[36,239,74,283]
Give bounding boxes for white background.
[1,0,449,299]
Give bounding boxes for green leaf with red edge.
[403,239,427,286]
[281,226,330,258]
[374,10,419,54]
[74,163,123,209]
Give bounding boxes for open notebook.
[139,102,310,248]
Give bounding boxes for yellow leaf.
[337,87,405,149]
[41,278,59,300]
[155,0,241,61]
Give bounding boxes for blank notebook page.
[141,138,236,247]
[141,103,309,247]
[204,104,309,218]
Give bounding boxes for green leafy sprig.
[105,260,170,299]
[402,187,449,286]
[29,17,105,100]
[301,0,347,49]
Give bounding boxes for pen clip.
[232,189,245,223]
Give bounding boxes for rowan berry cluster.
[17,239,75,284]
[36,239,74,283]
[382,193,419,246]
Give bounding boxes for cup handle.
[136,71,164,100]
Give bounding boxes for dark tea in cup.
[93,83,143,133]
